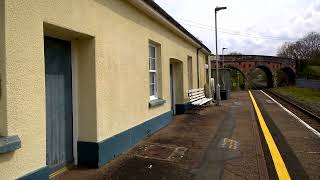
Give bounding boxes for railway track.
[263,89,320,133]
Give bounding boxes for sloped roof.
[140,0,211,53]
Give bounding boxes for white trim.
[261,90,320,138]
[71,42,79,165]
[149,44,158,99]
[150,95,158,101]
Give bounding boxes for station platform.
[53,91,320,180]
[252,90,320,179]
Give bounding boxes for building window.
[149,45,158,100]
[187,56,193,90]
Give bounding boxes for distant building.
[0,0,211,179]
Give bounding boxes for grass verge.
[273,86,320,102]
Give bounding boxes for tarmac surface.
[53,91,320,180]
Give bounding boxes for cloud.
[154,0,320,56]
[304,12,313,19]
[314,2,320,12]
[289,16,297,23]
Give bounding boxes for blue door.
[170,64,176,114]
[44,37,73,172]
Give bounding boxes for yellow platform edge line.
[248,90,291,180]
[49,166,69,179]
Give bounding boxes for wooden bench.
[188,88,213,107]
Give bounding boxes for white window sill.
[0,135,21,153]
[149,98,166,108]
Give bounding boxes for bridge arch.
[225,65,246,77]
[251,65,274,88]
[225,65,247,89]
[217,55,297,89]
[276,67,296,86]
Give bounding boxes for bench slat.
[198,98,212,105]
[188,88,204,93]
[190,94,205,99]
[190,96,205,102]
[189,91,203,96]
[188,87,212,107]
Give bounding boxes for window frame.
[149,44,158,100]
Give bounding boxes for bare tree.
[228,51,243,55]
[277,32,320,61]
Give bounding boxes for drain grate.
[134,143,188,162]
[168,147,188,161]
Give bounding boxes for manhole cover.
[218,138,240,150]
[134,144,188,161]
[168,147,188,161]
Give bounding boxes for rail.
[264,89,320,122]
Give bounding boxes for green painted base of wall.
[175,103,192,114]
[78,111,172,168]
[17,166,49,180]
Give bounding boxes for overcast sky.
[154,0,320,56]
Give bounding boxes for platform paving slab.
[54,91,267,180]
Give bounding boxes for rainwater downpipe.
[197,47,202,88]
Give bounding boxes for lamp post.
[215,6,227,106]
[237,71,240,90]
[222,47,227,90]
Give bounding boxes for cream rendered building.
[0,0,211,179]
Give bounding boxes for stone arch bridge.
[212,55,296,88]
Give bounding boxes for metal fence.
[296,78,320,89]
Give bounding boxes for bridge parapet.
[220,55,295,64]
